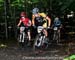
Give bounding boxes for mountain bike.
[53,26,60,44]
[33,26,49,51]
[17,26,29,48]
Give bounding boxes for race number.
[53,27,58,30]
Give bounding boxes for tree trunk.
[4,0,8,39]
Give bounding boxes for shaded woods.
[0,0,75,39]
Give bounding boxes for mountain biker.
[32,8,51,53]
[53,16,61,29]
[53,16,62,42]
[17,12,32,47]
[32,8,51,38]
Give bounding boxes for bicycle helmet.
[20,12,27,17]
[32,8,39,14]
[54,17,59,21]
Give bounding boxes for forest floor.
[0,38,75,60]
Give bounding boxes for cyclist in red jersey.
[17,12,32,47]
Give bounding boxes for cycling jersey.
[42,19,47,28]
[20,17,30,27]
[39,13,46,17]
[39,13,47,28]
[33,13,48,28]
[35,16,44,26]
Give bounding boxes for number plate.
[37,26,43,33]
[53,27,58,30]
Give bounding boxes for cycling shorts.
[20,26,30,32]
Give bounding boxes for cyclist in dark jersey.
[53,17,62,42]
[32,8,51,53]
[32,8,51,37]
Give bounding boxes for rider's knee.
[43,29,48,37]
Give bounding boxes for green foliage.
[0,0,4,3]
[64,55,75,60]
[0,0,75,22]
[32,0,39,3]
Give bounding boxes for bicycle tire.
[33,35,40,51]
[42,37,49,49]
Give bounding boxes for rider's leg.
[20,27,25,42]
[27,31,31,46]
[43,29,48,37]
[22,32,25,42]
[27,31,31,41]
[19,27,25,47]
[19,28,23,48]
[53,31,56,40]
[19,31,22,47]
[20,27,23,42]
[20,32,22,42]
[58,29,60,42]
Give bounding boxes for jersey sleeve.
[39,13,46,17]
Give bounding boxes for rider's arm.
[17,20,22,27]
[32,15,35,26]
[29,20,32,26]
[46,16,51,27]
